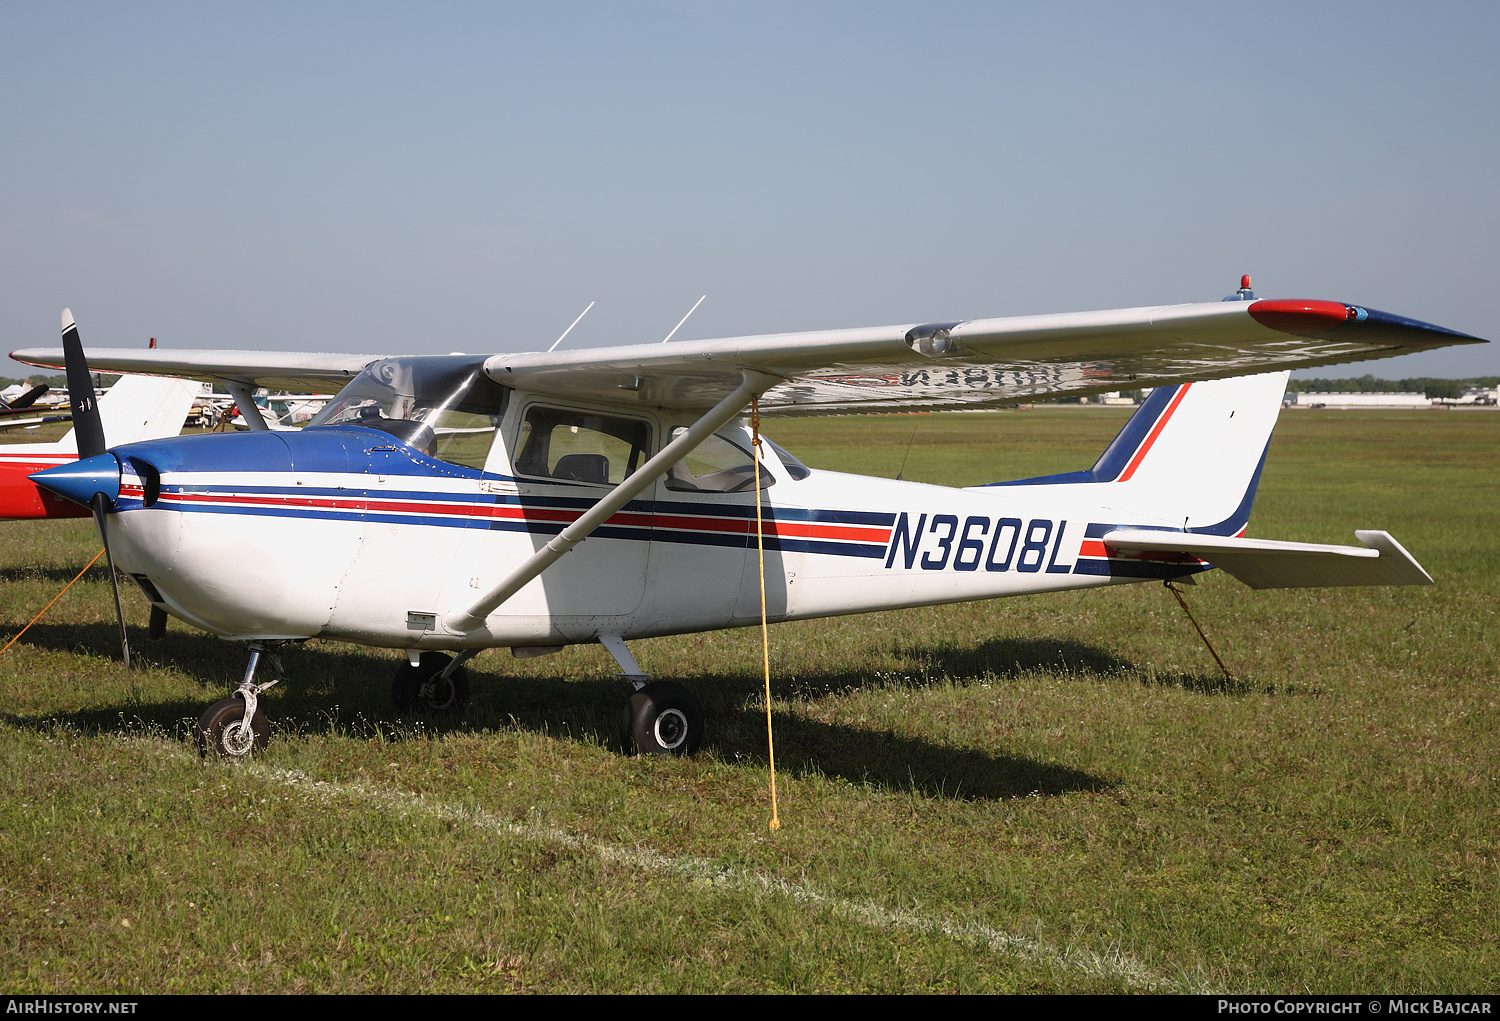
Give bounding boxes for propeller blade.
[60,311,128,666]
[60,309,106,459]
[91,492,130,669]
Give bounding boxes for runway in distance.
[13,280,1486,759]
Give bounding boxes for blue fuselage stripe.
[147,481,891,559]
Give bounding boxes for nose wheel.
[195,695,269,758]
[196,642,282,759]
[622,681,704,756]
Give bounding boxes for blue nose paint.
[29,453,122,506]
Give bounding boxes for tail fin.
[57,375,200,452]
[977,370,1290,535]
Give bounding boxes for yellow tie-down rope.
[750,399,781,832]
[1,550,107,656]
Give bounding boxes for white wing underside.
[10,300,1481,414]
[1103,529,1434,589]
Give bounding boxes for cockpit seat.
[553,453,609,484]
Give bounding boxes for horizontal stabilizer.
[1101,529,1433,589]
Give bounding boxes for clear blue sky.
[3,2,1496,379]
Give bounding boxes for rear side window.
[514,407,651,485]
[664,430,773,492]
[763,438,812,480]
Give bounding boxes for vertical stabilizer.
[977,370,1290,534]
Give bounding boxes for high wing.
[10,297,1484,412]
[484,299,1485,413]
[5,348,380,395]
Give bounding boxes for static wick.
[661,295,706,343]
[548,301,596,353]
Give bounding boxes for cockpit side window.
[428,405,505,469]
[514,406,650,486]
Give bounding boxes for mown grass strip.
[2,411,1494,992]
[218,750,1204,993]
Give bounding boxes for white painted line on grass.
[237,761,1203,992]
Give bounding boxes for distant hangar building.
[1286,392,1431,409]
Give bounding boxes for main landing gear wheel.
[195,696,269,759]
[621,681,704,757]
[392,652,470,713]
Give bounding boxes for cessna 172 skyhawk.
[13,283,1486,759]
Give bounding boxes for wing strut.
[449,369,783,632]
[225,381,270,432]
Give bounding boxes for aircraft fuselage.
[96,396,1224,650]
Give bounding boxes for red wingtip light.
[1247,299,1351,336]
[149,337,156,348]
[1240,274,1252,290]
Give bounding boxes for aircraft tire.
[392,653,470,713]
[195,696,269,759]
[622,682,703,757]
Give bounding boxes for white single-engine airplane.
[13,280,1486,759]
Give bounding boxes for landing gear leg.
[195,641,284,759]
[392,650,474,712]
[599,634,703,756]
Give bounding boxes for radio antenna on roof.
[548,301,595,352]
[661,295,706,343]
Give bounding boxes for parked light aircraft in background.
[0,371,199,519]
[14,282,1486,759]
[227,393,332,431]
[0,382,64,433]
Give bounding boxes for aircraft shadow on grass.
[882,635,1264,696]
[0,620,1265,800]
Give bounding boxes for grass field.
[0,408,1495,993]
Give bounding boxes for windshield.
[306,356,510,469]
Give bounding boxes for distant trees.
[0,373,119,389]
[1285,375,1497,399]
[0,374,67,389]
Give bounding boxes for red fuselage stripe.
[161,490,891,543]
